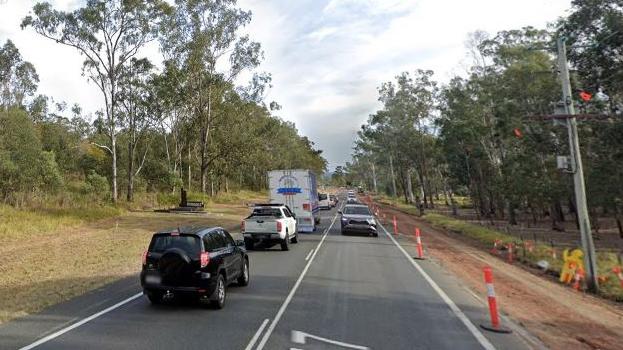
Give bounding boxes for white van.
[268,169,320,232]
[318,193,331,210]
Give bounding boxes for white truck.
[242,204,298,251]
[268,169,320,233]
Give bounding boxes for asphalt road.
[0,196,538,350]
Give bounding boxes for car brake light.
[200,252,210,268]
[277,221,282,232]
[303,203,310,211]
[142,251,148,265]
[241,220,245,233]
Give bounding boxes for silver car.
[339,204,378,237]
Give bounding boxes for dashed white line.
[304,248,314,261]
[18,292,143,350]
[255,205,342,350]
[378,222,496,350]
[244,318,270,350]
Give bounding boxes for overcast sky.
[0,0,572,170]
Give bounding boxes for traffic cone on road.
[414,228,425,260]
[480,266,512,333]
[392,216,398,235]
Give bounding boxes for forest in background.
[0,0,327,208]
[338,0,623,239]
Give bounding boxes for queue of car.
[139,177,370,310]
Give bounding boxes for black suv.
[140,226,249,309]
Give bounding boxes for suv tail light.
[277,221,282,232]
[303,203,310,211]
[200,252,210,268]
[142,250,148,266]
[241,220,245,233]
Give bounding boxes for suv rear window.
[251,208,283,218]
[318,193,328,200]
[149,234,201,256]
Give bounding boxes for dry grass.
[0,200,253,325]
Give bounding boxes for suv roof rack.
[253,203,284,207]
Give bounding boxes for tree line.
[0,0,326,206]
[344,0,623,236]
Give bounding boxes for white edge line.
[305,249,314,261]
[378,222,497,350]
[244,318,270,350]
[19,292,144,350]
[255,205,342,350]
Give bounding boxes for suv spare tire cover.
[158,248,194,285]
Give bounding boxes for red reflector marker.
[142,251,148,265]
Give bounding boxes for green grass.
[0,205,123,242]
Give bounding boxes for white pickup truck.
[242,204,298,251]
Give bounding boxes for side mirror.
[235,239,245,247]
[338,210,342,215]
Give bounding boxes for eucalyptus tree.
[160,0,263,194]
[22,0,169,203]
[118,58,156,201]
[0,40,39,109]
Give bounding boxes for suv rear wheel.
[210,274,226,309]
[291,233,298,244]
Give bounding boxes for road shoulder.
[376,202,623,350]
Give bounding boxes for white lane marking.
[304,249,314,261]
[244,318,270,350]
[255,204,342,350]
[19,292,143,350]
[292,330,369,350]
[378,222,496,350]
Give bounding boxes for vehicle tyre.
[372,232,379,237]
[210,274,226,309]
[281,233,290,251]
[237,259,249,286]
[146,291,163,305]
[291,234,298,244]
[244,238,254,250]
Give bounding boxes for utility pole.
[557,37,599,292]
[371,162,378,193]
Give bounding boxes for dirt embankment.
[377,203,623,350]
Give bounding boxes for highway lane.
[254,207,532,350]
[0,208,338,350]
[0,196,537,350]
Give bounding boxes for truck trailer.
[268,169,320,232]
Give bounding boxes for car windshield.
[149,234,201,256]
[251,208,283,218]
[343,206,371,215]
